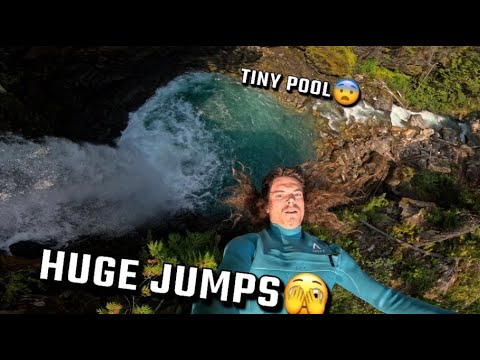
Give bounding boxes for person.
[192,166,454,314]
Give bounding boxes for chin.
[283,218,301,229]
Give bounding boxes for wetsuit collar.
[269,223,302,239]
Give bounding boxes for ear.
[265,202,271,214]
[257,198,269,218]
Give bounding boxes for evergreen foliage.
[0,270,45,308]
[355,47,480,118]
[97,230,221,314]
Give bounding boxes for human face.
[267,176,305,229]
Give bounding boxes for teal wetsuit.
[192,224,454,314]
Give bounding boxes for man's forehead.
[271,176,303,189]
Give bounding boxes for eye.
[340,89,343,93]
[312,288,323,301]
[294,192,303,198]
[350,90,353,94]
[275,194,283,199]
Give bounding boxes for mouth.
[284,209,298,215]
[341,96,350,101]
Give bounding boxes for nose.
[286,194,296,205]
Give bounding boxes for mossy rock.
[304,46,357,76]
[403,64,424,76]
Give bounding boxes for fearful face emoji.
[284,273,328,314]
[333,78,360,106]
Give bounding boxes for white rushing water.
[313,100,474,144]
[0,76,222,251]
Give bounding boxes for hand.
[285,286,305,314]
[305,288,325,314]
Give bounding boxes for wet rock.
[358,78,394,112]
[0,253,41,271]
[405,209,428,228]
[399,197,437,219]
[402,128,419,140]
[472,119,480,137]
[386,167,403,187]
[373,94,393,112]
[441,127,459,143]
[408,114,428,129]
[465,158,480,185]
[9,240,57,259]
[428,158,451,173]
[419,128,435,140]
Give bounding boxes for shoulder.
[303,231,345,255]
[224,233,259,253]
[326,242,343,254]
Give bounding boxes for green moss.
[437,228,480,259]
[426,208,463,230]
[329,285,380,314]
[304,46,357,76]
[443,261,480,313]
[400,263,440,296]
[336,194,393,231]
[401,165,415,180]
[355,47,480,117]
[459,189,480,212]
[361,193,392,222]
[413,48,480,118]
[410,170,458,207]
[389,222,420,244]
[356,58,411,94]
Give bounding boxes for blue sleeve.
[191,234,257,314]
[333,246,455,314]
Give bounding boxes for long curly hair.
[224,154,389,231]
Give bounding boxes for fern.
[141,285,152,297]
[147,241,169,261]
[96,302,123,314]
[186,250,221,270]
[97,229,222,314]
[132,304,154,314]
[167,233,183,256]
[142,263,164,278]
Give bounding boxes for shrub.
[97,230,222,314]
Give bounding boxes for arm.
[333,246,455,314]
[191,234,257,314]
